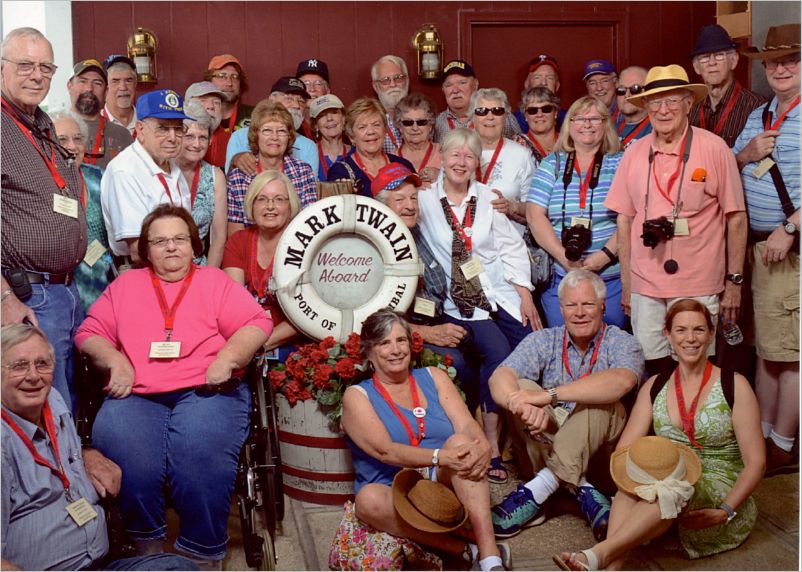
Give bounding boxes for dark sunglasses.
[474,106,506,117]
[525,105,555,115]
[615,84,645,96]
[400,119,430,127]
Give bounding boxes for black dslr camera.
[561,225,592,262]
[641,217,674,249]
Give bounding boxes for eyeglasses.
[211,72,240,82]
[586,76,615,89]
[148,235,191,248]
[1,58,58,78]
[3,358,55,377]
[645,95,689,112]
[765,55,801,71]
[474,106,506,117]
[260,127,290,139]
[615,84,645,96]
[183,134,210,144]
[254,196,290,206]
[696,51,732,64]
[57,134,86,146]
[302,79,328,89]
[570,115,604,125]
[525,105,555,115]
[143,122,188,138]
[400,119,430,127]
[375,73,407,87]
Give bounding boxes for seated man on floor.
[488,270,645,541]
[1,323,195,571]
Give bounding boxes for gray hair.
[359,308,413,359]
[1,27,52,60]
[48,109,89,142]
[620,65,648,78]
[395,92,437,122]
[1,323,55,362]
[469,87,511,117]
[520,86,560,113]
[106,62,137,77]
[183,99,215,134]
[371,54,409,82]
[557,269,607,303]
[440,127,482,162]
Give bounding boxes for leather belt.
[25,271,73,285]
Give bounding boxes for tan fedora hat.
[610,435,702,496]
[743,23,801,60]
[627,64,708,108]
[392,469,469,533]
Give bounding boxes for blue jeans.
[99,553,198,570]
[422,342,479,411]
[541,274,627,329]
[92,384,251,560]
[443,307,532,413]
[27,280,84,413]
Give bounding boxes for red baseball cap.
[372,163,422,197]
[528,54,560,75]
[207,54,243,72]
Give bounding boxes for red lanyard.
[255,157,286,174]
[652,134,688,206]
[699,83,741,135]
[248,229,274,300]
[399,142,434,171]
[189,163,201,208]
[78,171,88,208]
[573,156,597,211]
[372,374,426,446]
[353,151,388,182]
[447,116,474,130]
[448,201,474,252]
[225,103,238,133]
[156,173,183,206]
[562,324,606,382]
[83,115,105,165]
[148,265,196,339]
[673,361,713,449]
[317,141,347,178]
[764,94,801,131]
[526,131,554,158]
[2,403,72,493]
[475,138,504,184]
[1,98,68,192]
[618,117,650,146]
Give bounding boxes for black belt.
[3,269,73,285]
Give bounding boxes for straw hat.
[610,435,702,496]
[627,64,708,108]
[742,23,801,60]
[392,469,469,533]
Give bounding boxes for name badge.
[570,216,591,229]
[460,257,484,281]
[149,341,181,359]
[263,347,279,361]
[413,297,436,317]
[53,194,78,218]
[752,157,775,179]
[552,406,570,427]
[672,218,690,236]
[82,239,107,267]
[66,497,98,527]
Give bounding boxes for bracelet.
[547,387,559,406]
[1,289,13,302]
[719,502,737,523]
[601,246,617,262]
[431,448,440,467]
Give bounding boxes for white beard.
[289,108,304,130]
[378,87,407,111]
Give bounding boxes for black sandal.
[487,456,509,484]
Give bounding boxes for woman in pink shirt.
[76,204,272,568]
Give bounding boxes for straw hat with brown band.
[627,64,708,109]
[742,23,801,60]
[610,435,702,519]
[392,468,470,533]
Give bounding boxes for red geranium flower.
[344,332,361,359]
[334,357,357,380]
[444,354,453,367]
[411,332,424,354]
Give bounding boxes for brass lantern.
[127,27,158,83]
[412,24,443,80]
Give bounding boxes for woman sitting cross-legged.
[341,309,509,571]
[553,299,765,570]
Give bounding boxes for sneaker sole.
[493,512,547,538]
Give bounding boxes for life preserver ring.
[271,194,421,342]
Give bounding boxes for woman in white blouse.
[417,128,543,484]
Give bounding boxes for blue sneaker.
[576,485,611,541]
[491,484,546,538]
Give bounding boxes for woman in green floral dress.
[554,299,765,570]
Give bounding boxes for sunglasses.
[474,106,506,117]
[615,84,645,96]
[525,105,555,115]
[400,119,430,127]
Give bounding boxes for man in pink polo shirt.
[605,65,747,375]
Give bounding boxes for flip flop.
[552,549,599,571]
[487,456,509,485]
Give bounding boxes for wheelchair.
[75,351,284,571]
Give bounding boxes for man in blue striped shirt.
[733,23,800,476]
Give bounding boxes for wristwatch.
[784,220,798,235]
[431,448,440,467]
[725,272,744,285]
[547,387,559,406]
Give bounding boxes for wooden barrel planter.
[276,395,355,505]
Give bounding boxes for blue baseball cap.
[135,89,193,121]
[583,59,616,81]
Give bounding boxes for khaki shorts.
[750,243,800,362]
[630,293,720,360]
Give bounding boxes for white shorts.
[630,293,720,360]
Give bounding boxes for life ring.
[271,194,421,342]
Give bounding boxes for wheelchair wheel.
[254,369,285,526]
[258,528,277,571]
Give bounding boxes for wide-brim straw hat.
[627,64,708,108]
[610,435,702,496]
[392,469,469,533]
[742,23,801,60]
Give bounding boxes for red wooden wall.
[72,1,720,111]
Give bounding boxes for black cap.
[270,76,311,99]
[103,54,137,72]
[442,59,476,80]
[689,24,738,57]
[296,58,329,82]
[72,59,107,82]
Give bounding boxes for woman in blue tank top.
[342,309,509,571]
